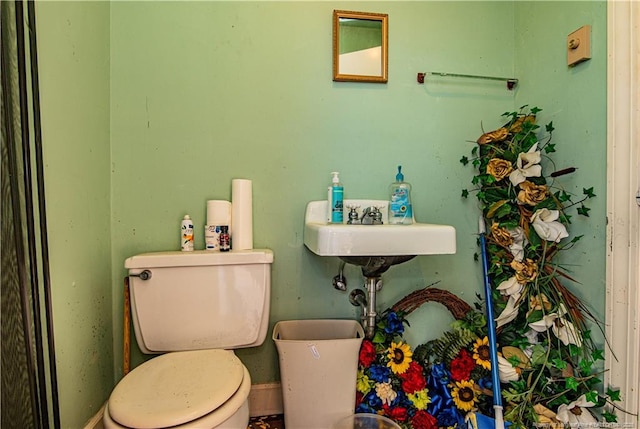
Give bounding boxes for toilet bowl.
[103,349,251,429]
[103,250,274,429]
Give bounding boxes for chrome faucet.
[361,206,384,225]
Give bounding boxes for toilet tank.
[125,249,273,354]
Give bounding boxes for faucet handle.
[347,205,361,224]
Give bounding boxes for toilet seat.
[107,349,248,429]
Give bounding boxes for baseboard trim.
[83,403,105,429]
[83,383,283,427]
[249,382,283,417]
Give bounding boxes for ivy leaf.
[555,190,571,203]
[531,106,541,115]
[568,344,581,357]
[544,143,556,153]
[602,411,618,423]
[565,376,579,391]
[585,391,599,404]
[591,348,605,361]
[551,358,567,370]
[471,146,478,156]
[583,187,596,198]
[530,344,548,366]
[579,358,593,374]
[571,234,583,244]
[545,120,554,132]
[460,156,469,166]
[461,189,469,198]
[607,387,621,402]
[577,204,591,217]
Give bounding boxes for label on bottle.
[390,188,413,220]
[330,186,344,223]
[204,225,221,251]
[219,225,230,252]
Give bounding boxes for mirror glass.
[333,10,388,83]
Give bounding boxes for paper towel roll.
[231,179,253,250]
[207,200,231,225]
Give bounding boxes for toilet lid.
[108,349,244,429]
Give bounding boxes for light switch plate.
[567,25,591,67]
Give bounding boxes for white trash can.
[273,319,365,429]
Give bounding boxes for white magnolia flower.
[508,227,528,261]
[556,394,598,425]
[497,276,524,297]
[509,143,542,186]
[374,380,397,406]
[495,294,521,328]
[531,208,569,243]
[497,354,520,383]
[528,304,582,347]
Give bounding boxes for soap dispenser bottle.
[328,172,344,224]
[389,166,413,225]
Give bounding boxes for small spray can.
[181,215,194,251]
[219,225,230,252]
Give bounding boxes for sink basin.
[304,200,456,257]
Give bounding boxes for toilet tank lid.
[125,249,273,269]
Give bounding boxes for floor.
[248,414,285,429]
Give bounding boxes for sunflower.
[386,341,413,374]
[451,379,479,411]
[472,336,492,370]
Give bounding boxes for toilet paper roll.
[231,179,253,250]
[206,200,231,225]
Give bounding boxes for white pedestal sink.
[304,199,457,337]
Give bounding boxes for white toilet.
[103,249,273,429]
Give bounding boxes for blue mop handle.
[478,217,503,408]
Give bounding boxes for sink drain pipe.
[349,277,383,338]
[365,277,381,338]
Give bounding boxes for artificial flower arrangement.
[354,106,623,429]
[356,309,441,429]
[458,105,622,428]
[355,288,491,429]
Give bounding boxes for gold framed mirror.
[333,10,388,83]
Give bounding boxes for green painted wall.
[513,2,607,332]
[35,1,113,428]
[33,1,606,427]
[109,0,518,382]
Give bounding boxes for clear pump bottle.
[389,166,413,225]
